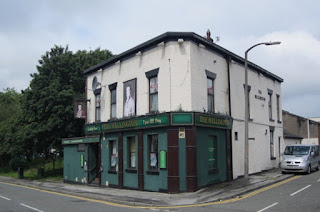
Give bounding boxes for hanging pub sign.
[74,98,87,119]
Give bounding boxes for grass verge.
[0,157,63,181]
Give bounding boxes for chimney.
[206,29,213,42]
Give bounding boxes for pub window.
[95,93,101,122]
[78,144,85,152]
[268,89,273,121]
[145,68,159,113]
[270,127,275,159]
[276,94,280,122]
[148,135,158,170]
[149,76,158,113]
[110,140,117,170]
[209,136,218,173]
[128,137,136,169]
[206,70,216,113]
[243,84,252,120]
[111,88,117,118]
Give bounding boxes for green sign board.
[62,137,99,145]
[84,124,101,134]
[160,150,167,169]
[171,113,193,125]
[195,113,232,129]
[100,113,169,132]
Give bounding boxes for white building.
[64,32,284,193]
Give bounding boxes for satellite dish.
[92,76,101,92]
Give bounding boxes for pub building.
[62,32,283,193]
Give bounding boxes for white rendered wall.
[86,41,193,123]
[229,61,283,179]
[189,43,229,114]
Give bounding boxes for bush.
[9,157,28,171]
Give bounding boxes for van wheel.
[306,165,311,174]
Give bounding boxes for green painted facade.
[143,128,168,191]
[196,127,226,187]
[63,145,88,183]
[63,112,232,192]
[122,132,138,189]
[101,133,118,187]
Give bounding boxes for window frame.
[270,127,276,160]
[95,93,101,122]
[206,70,216,114]
[268,89,273,121]
[149,76,158,113]
[276,94,281,122]
[145,68,159,114]
[148,134,158,171]
[127,137,136,169]
[109,140,117,171]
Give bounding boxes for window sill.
[209,169,219,174]
[108,170,117,174]
[277,120,282,124]
[269,119,275,122]
[125,168,137,173]
[146,170,159,175]
[270,157,276,160]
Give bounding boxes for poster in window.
[111,155,117,167]
[150,153,157,167]
[130,153,136,168]
[123,79,136,117]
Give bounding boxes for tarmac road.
[1,168,317,211]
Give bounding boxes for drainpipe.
[225,56,233,181]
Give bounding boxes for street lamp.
[244,41,281,179]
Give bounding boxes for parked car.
[280,144,320,174]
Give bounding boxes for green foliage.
[9,157,28,171]
[19,45,113,157]
[0,45,113,163]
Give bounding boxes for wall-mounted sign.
[195,113,232,129]
[100,113,169,132]
[179,127,185,138]
[171,113,193,125]
[160,150,167,169]
[74,99,87,119]
[85,124,101,134]
[62,137,99,145]
[255,95,266,101]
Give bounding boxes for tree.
[19,45,113,158]
[0,88,22,166]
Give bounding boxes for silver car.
[280,144,320,174]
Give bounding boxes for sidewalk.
[0,168,294,207]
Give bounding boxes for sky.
[1,0,319,118]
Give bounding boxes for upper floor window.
[276,94,281,122]
[95,93,101,122]
[243,84,252,120]
[109,83,117,119]
[149,76,158,112]
[268,89,273,121]
[206,70,216,113]
[145,68,159,113]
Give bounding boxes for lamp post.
[244,41,281,179]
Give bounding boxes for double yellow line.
[0,176,300,209]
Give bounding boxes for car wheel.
[281,170,286,174]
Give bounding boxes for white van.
[280,144,320,174]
